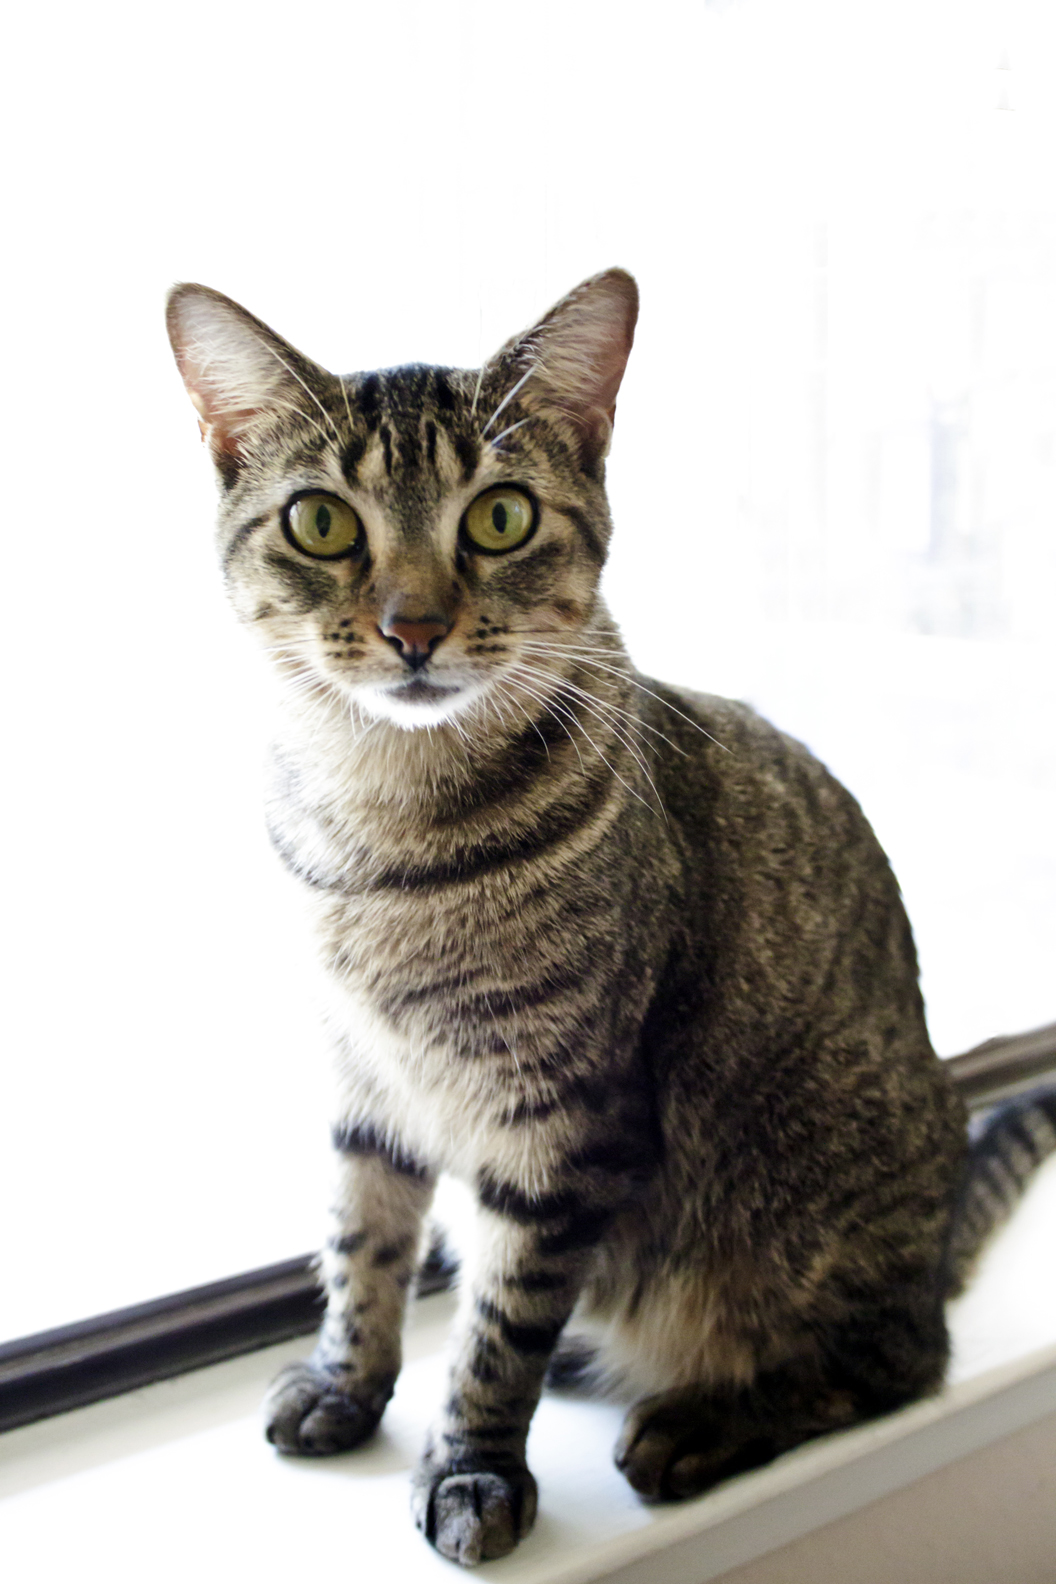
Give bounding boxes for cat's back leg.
[595,1007,965,1501]
[612,1268,950,1499]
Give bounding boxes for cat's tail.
[943,1084,1056,1295]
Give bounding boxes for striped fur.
[167,271,1054,1566]
[945,1089,1056,1291]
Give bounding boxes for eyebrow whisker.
[488,418,531,451]
[480,362,538,438]
[254,334,341,443]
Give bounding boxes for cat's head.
[166,271,637,730]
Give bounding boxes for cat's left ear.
[166,284,327,485]
[488,268,639,471]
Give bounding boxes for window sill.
[3,1153,1055,1584]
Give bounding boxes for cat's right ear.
[166,285,318,485]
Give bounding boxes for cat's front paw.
[411,1454,538,1566]
[263,1361,392,1456]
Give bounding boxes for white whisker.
[480,363,538,438]
[516,641,731,752]
[470,364,485,418]
[485,678,552,761]
[541,668,687,759]
[489,418,531,451]
[252,332,341,443]
[543,677,668,814]
[269,397,333,447]
[504,665,655,816]
[505,662,666,820]
[338,375,356,439]
[509,639,687,757]
[502,672,586,775]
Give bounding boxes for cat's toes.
[263,1362,389,1456]
[411,1460,538,1566]
[614,1389,751,1501]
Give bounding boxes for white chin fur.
[355,681,487,730]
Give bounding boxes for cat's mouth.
[386,676,461,705]
[353,672,486,730]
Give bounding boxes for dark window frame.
[2,1022,1054,1436]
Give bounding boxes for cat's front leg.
[265,1125,435,1455]
[412,1174,615,1565]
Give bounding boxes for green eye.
[284,493,364,559]
[462,487,536,554]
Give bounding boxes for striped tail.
[944,1085,1056,1295]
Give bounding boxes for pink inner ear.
[188,383,263,456]
[167,285,292,462]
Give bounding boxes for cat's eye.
[283,492,364,559]
[461,486,537,554]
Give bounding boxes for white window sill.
[3,1154,1055,1584]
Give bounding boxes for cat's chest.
[268,738,664,1173]
[300,844,630,1174]
[327,983,533,1175]
[268,754,633,1046]
[314,864,600,1060]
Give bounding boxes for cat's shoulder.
[640,676,820,774]
[641,675,872,837]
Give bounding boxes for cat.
[167,270,1056,1567]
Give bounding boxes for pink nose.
[379,614,451,671]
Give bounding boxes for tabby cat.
[167,271,1056,1566]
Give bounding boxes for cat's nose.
[379,613,452,672]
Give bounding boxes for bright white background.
[2,0,1054,1340]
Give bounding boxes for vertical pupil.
[315,504,332,538]
[491,502,508,534]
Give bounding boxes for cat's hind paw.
[263,1361,390,1456]
[614,1388,764,1501]
[411,1458,538,1566]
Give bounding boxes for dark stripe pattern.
[331,1120,432,1180]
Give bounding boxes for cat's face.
[167,273,637,729]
